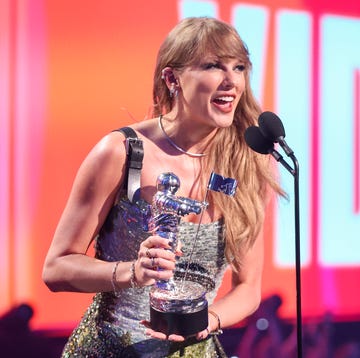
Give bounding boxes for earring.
[161,68,166,80]
[169,83,178,98]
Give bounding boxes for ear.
[161,67,178,86]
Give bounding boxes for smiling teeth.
[216,96,234,102]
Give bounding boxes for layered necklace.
[158,115,206,157]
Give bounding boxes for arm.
[207,226,264,333]
[42,132,176,293]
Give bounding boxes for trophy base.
[149,280,208,336]
[150,303,208,336]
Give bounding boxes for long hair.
[152,17,283,270]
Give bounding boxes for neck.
[158,115,206,157]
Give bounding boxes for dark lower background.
[1,297,359,358]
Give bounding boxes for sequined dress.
[62,194,229,357]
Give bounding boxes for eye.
[203,62,221,70]
[235,64,246,72]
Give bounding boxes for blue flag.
[207,172,237,196]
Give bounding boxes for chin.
[215,115,235,128]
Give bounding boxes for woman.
[43,17,282,357]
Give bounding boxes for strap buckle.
[125,137,144,170]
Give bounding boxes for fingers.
[141,320,210,342]
[175,239,183,257]
[144,249,175,270]
[140,237,176,263]
[196,327,210,340]
[145,248,157,269]
[142,235,172,250]
[135,235,177,286]
[140,321,185,342]
[167,333,185,342]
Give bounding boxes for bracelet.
[208,310,223,335]
[111,261,121,297]
[130,260,140,288]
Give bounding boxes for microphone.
[244,125,273,154]
[247,112,303,358]
[258,111,294,156]
[244,125,294,175]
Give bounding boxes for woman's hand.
[140,320,186,342]
[134,235,180,287]
[140,322,211,342]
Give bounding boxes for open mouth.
[212,96,235,111]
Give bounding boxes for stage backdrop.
[1,0,360,329]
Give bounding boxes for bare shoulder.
[74,130,130,192]
[85,131,128,164]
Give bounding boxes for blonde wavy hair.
[151,17,283,270]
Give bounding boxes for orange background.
[1,0,360,330]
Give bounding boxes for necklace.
[158,115,206,157]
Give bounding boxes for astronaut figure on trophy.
[148,172,209,336]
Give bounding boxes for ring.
[146,248,152,258]
[206,327,210,335]
[151,257,156,268]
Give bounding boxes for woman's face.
[176,55,246,128]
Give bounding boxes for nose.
[221,71,237,89]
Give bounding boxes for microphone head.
[244,126,274,154]
[258,111,285,143]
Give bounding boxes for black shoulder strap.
[114,127,144,203]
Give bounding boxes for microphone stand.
[269,149,295,176]
[290,153,302,358]
[245,124,302,356]
[279,151,302,358]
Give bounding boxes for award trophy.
[148,172,208,336]
[148,171,237,336]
